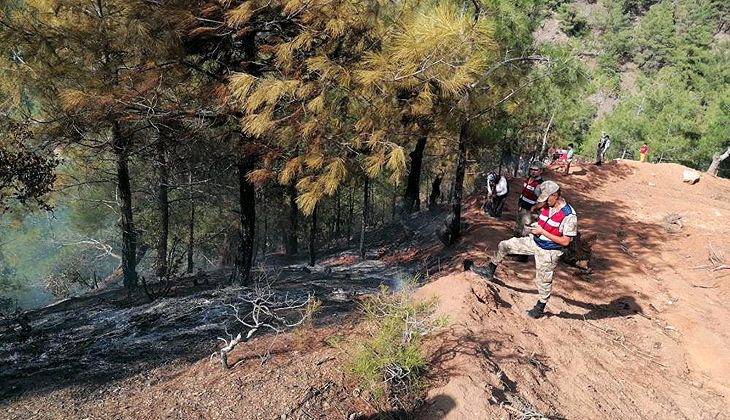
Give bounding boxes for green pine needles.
[343,279,446,413]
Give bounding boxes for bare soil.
[417,159,730,419]
[2,159,730,419]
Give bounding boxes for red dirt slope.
[416,159,730,419]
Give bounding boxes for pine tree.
[1,0,189,293]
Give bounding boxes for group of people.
[551,143,574,174]
[474,133,653,319]
[551,133,650,175]
[473,162,578,319]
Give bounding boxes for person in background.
[551,148,566,165]
[564,143,574,175]
[639,144,649,162]
[483,172,509,218]
[595,133,610,165]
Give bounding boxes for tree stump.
[561,232,596,269]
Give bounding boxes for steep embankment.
[416,160,730,419]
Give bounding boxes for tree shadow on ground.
[353,394,456,420]
[423,325,567,419]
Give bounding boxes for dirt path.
[416,160,730,419]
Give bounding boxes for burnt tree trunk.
[447,122,469,246]
[403,137,428,214]
[237,155,256,285]
[391,190,397,222]
[366,178,372,226]
[187,166,195,274]
[359,176,369,258]
[155,137,169,280]
[286,182,298,254]
[707,146,730,176]
[347,186,353,247]
[262,195,268,257]
[335,190,341,238]
[309,204,317,266]
[429,177,442,207]
[112,123,138,293]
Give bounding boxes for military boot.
[471,262,497,280]
[526,301,546,319]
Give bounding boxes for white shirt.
[487,175,508,197]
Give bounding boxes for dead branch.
[583,318,666,368]
[211,271,319,369]
[691,243,728,272]
[501,402,550,420]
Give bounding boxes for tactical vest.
[533,203,575,250]
[519,177,543,209]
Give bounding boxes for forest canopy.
[0,0,727,307]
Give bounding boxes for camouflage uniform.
[494,201,578,303]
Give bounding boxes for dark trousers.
[596,149,605,164]
[484,193,508,217]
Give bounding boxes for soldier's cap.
[537,180,560,202]
[529,161,543,170]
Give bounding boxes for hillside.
[417,159,730,418]
[2,159,729,419]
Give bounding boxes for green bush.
[558,4,590,37]
[346,280,445,413]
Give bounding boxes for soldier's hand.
[528,222,543,236]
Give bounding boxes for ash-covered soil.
[0,204,453,410]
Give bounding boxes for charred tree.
[187,166,195,274]
[154,137,169,280]
[112,123,138,293]
[335,189,341,238]
[446,122,468,246]
[403,136,427,214]
[236,155,256,285]
[359,176,369,258]
[347,186,353,247]
[262,194,268,257]
[429,177,442,207]
[286,182,298,254]
[309,204,317,266]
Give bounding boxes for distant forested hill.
[542,0,729,175]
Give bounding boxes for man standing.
[472,181,578,319]
[510,161,544,263]
[639,144,649,162]
[595,133,610,165]
[564,143,574,175]
[484,172,509,218]
[515,162,544,236]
